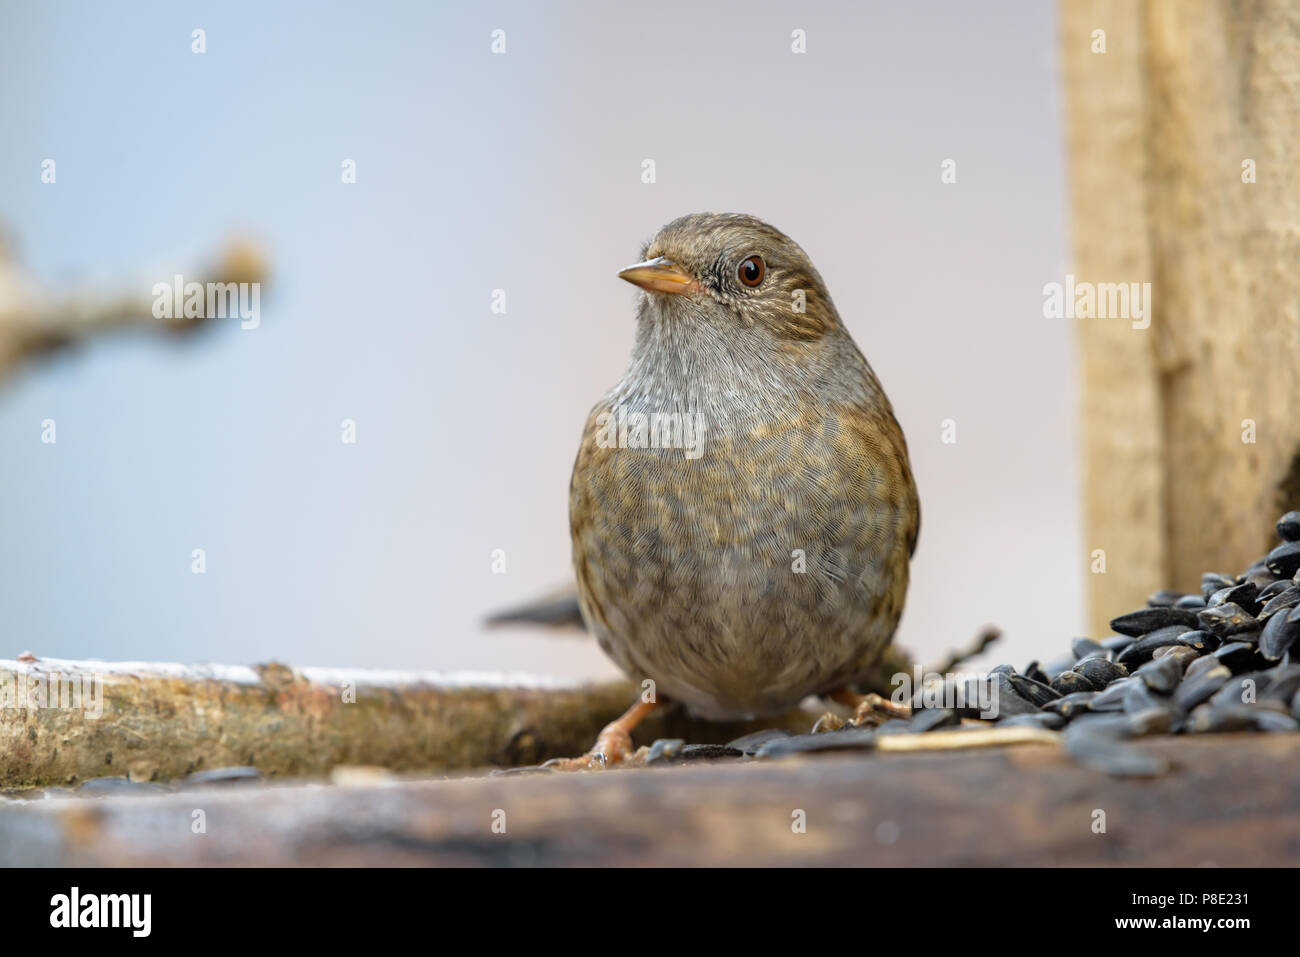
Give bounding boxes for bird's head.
[618,213,839,342]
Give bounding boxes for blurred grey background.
[0,0,1080,680]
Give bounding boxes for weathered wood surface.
[1063,0,1300,633]
[0,657,828,788]
[2,735,1296,866]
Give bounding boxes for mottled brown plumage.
[560,213,918,765]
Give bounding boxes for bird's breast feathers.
[570,395,917,575]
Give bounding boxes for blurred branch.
[0,233,268,382]
[0,656,819,788]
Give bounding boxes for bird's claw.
[540,728,639,771]
[847,692,911,727]
[811,711,846,733]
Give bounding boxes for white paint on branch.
[0,657,582,691]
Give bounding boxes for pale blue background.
[0,0,1079,677]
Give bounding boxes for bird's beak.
[617,257,699,295]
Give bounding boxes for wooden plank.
[3,735,1296,866]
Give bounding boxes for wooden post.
[1062,0,1300,633]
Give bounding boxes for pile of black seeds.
[645,510,1300,776]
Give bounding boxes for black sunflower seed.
[1266,541,1300,578]
[1260,607,1300,661]
[1263,508,1298,542]
[1191,701,1296,733]
[1071,637,1107,661]
[1201,573,1236,600]
[1154,644,1199,666]
[1050,670,1095,695]
[1263,665,1300,704]
[1076,656,1128,689]
[1115,626,1185,667]
[1212,641,1265,672]
[1258,579,1294,602]
[1253,709,1300,732]
[1134,654,1184,693]
[1183,654,1222,681]
[645,738,687,763]
[1147,589,1183,607]
[908,708,959,732]
[1242,566,1278,591]
[182,767,261,787]
[1259,585,1300,620]
[875,719,914,735]
[997,712,1065,731]
[1041,655,1078,681]
[1109,607,1200,637]
[1123,680,1167,714]
[1008,673,1062,707]
[1209,581,1260,613]
[1175,630,1218,653]
[1196,602,1259,637]
[755,727,876,758]
[1185,703,1258,734]
[1089,677,1137,712]
[1276,511,1300,541]
[1172,664,1231,713]
[1023,660,1050,684]
[1208,673,1269,709]
[988,672,1042,717]
[1127,707,1174,736]
[1043,691,1098,719]
[726,728,793,755]
[679,743,743,761]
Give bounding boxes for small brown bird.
[557,213,919,768]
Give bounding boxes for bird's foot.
[540,698,659,771]
[847,692,912,727]
[542,726,643,771]
[824,688,912,729]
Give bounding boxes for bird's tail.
[484,585,587,631]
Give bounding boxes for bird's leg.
[542,697,660,771]
[826,688,912,728]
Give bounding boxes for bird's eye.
[737,255,765,287]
